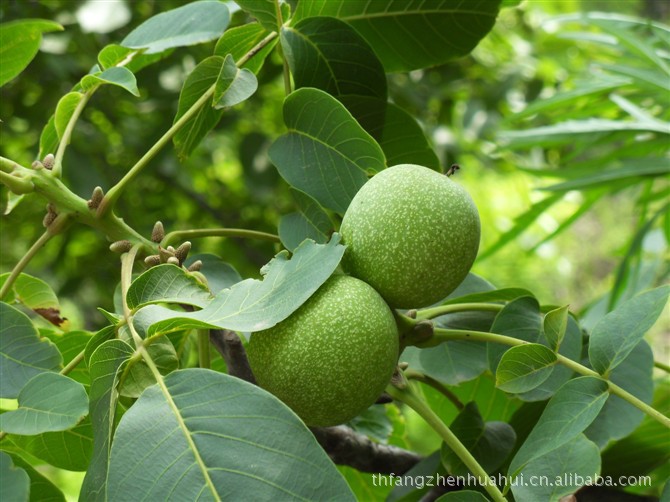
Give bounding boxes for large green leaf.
[508,376,609,477]
[281,16,387,99]
[588,285,669,375]
[0,19,63,87]
[441,403,516,476]
[4,452,65,502]
[235,0,280,32]
[106,369,355,500]
[173,56,225,161]
[0,373,87,435]
[294,0,501,72]
[0,302,62,399]
[133,235,344,334]
[269,88,385,213]
[488,296,541,374]
[121,1,230,54]
[79,340,134,502]
[127,264,212,310]
[511,434,600,502]
[0,451,29,502]
[341,96,440,170]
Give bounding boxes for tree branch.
[310,425,422,474]
[209,329,256,384]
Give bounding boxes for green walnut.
[247,275,399,427]
[340,164,480,309]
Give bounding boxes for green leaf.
[401,341,488,387]
[184,254,242,295]
[496,344,558,394]
[235,0,279,32]
[213,54,258,108]
[97,43,167,73]
[441,403,516,476]
[499,119,669,149]
[117,337,178,398]
[127,264,212,310]
[540,158,670,192]
[0,302,62,399]
[54,91,83,140]
[213,22,277,74]
[342,96,440,170]
[106,369,355,500]
[543,305,569,352]
[4,452,65,502]
[81,67,140,96]
[441,287,534,307]
[79,340,134,502]
[121,1,230,54]
[0,272,66,328]
[0,19,63,87]
[588,285,669,375]
[585,341,654,448]
[0,373,87,434]
[134,235,345,334]
[508,376,609,476]
[173,56,224,161]
[0,451,29,502]
[347,405,393,444]
[9,419,93,471]
[281,16,387,99]
[269,87,385,213]
[488,296,542,374]
[279,188,333,251]
[511,434,601,502]
[294,0,501,73]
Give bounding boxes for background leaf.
[0,451,30,502]
[213,22,277,74]
[588,285,669,375]
[0,19,62,86]
[0,272,66,328]
[294,0,502,72]
[234,0,280,32]
[121,1,230,54]
[0,302,62,399]
[106,369,355,500]
[0,373,88,435]
[4,452,65,502]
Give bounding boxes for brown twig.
[209,329,256,384]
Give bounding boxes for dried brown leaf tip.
[151,221,165,243]
[35,307,68,328]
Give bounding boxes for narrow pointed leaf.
[269,88,385,213]
[543,305,569,351]
[107,369,355,500]
[213,54,258,108]
[508,376,609,476]
[0,302,62,398]
[588,285,669,375]
[0,373,87,434]
[496,344,557,394]
[294,0,501,72]
[81,67,140,96]
[134,235,344,334]
[121,1,230,54]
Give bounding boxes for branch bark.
[209,329,256,384]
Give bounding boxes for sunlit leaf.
[81,67,140,96]
[543,305,569,351]
[496,344,557,394]
[54,92,83,140]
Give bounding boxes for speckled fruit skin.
[247,275,399,427]
[340,164,480,309]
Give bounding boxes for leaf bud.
[158,246,174,263]
[32,160,44,169]
[175,241,191,263]
[42,211,57,227]
[167,256,180,265]
[151,221,165,243]
[42,153,55,170]
[187,260,203,272]
[87,186,104,209]
[109,240,132,253]
[144,255,161,267]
